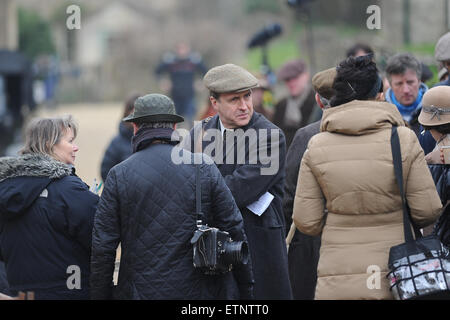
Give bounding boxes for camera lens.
[222,240,249,266]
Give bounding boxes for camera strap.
[195,163,203,227]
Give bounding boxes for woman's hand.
[425,148,444,164]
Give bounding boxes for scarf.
[387,83,427,122]
[131,127,179,153]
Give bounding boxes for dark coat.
[187,112,292,299]
[428,164,450,205]
[0,261,9,295]
[90,131,253,300]
[273,89,318,148]
[0,154,99,299]
[427,164,450,246]
[100,122,133,181]
[283,120,321,300]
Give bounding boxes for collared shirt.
[218,117,234,137]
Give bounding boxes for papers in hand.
[89,178,103,195]
[246,192,274,216]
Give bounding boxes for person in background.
[284,67,336,300]
[384,53,435,155]
[293,55,442,299]
[198,96,217,120]
[252,75,274,121]
[155,42,208,127]
[273,59,318,148]
[0,115,99,299]
[418,86,450,192]
[417,86,450,245]
[346,43,374,59]
[90,94,253,300]
[434,32,450,87]
[438,68,449,83]
[100,94,139,182]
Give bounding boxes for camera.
[190,225,249,275]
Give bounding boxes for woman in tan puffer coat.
[292,56,442,300]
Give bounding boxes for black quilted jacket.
[90,141,253,300]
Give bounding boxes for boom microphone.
[247,23,283,48]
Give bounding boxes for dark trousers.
[288,230,321,300]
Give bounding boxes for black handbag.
[386,126,450,300]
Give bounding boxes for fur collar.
[0,153,73,182]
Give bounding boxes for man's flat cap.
[204,64,259,93]
[123,93,184,123]
[277,59,307,81]
[435,32,450,62]
[311,67,337,100]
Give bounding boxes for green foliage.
[245,0,281,14]
[400,43,435,56]
[425,64,439,88]
[18,7,55,59]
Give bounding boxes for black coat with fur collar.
[0,154,99,299]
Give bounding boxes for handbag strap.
[391,126,422,242]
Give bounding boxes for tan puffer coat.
[292,100,442,300]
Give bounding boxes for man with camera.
[184,64,292,299]
[90,93,254,300]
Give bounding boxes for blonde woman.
[0,115,98,299]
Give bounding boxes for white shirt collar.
[218,118,234,137]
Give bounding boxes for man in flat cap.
[91,93,254,300]
[434,32,450,87]
[283,67,335,300]
[273,59,319,148]
[185,63,292,299]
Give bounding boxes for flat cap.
[311,67,337,100]
[123,93,184,123]
[204,64,258,93]
[418,86,450,126]
[277,59,307,81]
[435,32,450,62]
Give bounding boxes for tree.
[18,7,55,59]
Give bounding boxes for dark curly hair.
[346,43,374,58]
[330,55,381,107]
[422,123,450,135]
